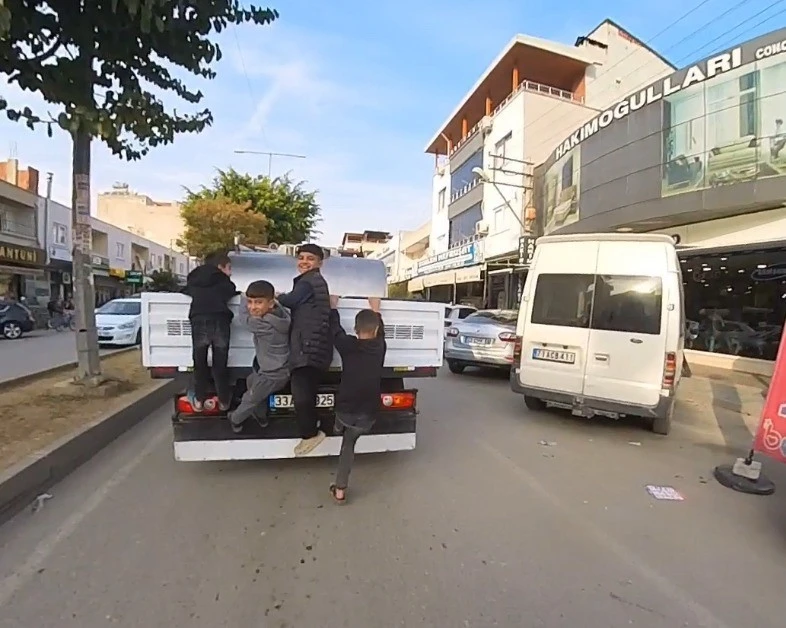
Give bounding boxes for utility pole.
[43,172,52,270]
[233,150,306,177]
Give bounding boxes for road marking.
[0,421,168,608]
[477,439,733,628]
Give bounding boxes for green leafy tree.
[178,195,268,260]
[145,269,181,292]
[0,1,277,381]
[184,168,320,244]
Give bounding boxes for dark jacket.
[240,298,291,378]
[182,265,239,320]
[278,269,332,370]
[330,309,386,427]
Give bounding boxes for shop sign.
[0,242,45,267]
[416,242,483,275]
[125,270,144,285]
[751,263,786,282]
[109,267,126,279]
[91,254,110,270]
[518,236,536,266]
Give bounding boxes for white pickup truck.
[141,248,444,461]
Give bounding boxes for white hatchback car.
[96,297,142,346]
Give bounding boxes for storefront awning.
[423,269,456,288]
[454,265,482,284]
[407,276,425,292]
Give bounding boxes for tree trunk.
[71,129,102,383]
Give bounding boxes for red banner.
[753,322,786,464]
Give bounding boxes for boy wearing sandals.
[327,296,386,504]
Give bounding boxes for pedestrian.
[182,250,240,411]
[327,296,386,504]
[276,243,333,456]
[228,280,291,433]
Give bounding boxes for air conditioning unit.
[480,115,493,136]
[437,164,447,176]
[475,220,490,236]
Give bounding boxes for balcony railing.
[0,214,36,238]
[449,176,482,204]
[447,78,583,158]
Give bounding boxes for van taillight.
[662,352,677,389]
[380,392,416,410]
[176,395,223,416]
[513,336,523,361]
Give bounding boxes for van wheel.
[651,404,673,436]
[447,360,465,374]
[524,396,546,411]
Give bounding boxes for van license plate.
[269,394,334,409]
[532,348,576,364]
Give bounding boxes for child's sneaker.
[187,391,203,412]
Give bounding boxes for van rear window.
[591,275,662,335]
[531,274,594,328]
[531,273,663,335]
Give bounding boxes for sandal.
[329,484,347,505]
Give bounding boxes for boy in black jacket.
[327,295,386,504]
[182,251,239,411]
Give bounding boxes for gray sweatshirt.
[240,299,291,377]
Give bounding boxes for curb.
[0,346,138,393]
[0,377,183,526]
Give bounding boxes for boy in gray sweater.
[229,280,291,433]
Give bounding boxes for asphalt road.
[2,369,786,627]
[0,331,125,384]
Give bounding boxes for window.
[531,273,594,328]
[493,208,503,232]
[561,155,574,190]
[52,223,68,245]
[457,307,475,319]
[438,187,446,212]
[591,275,663,335]
[467,310,517,324]
[494,133,512,170]
[96,300,141,315]
[450,149,483,198]
[179,262,185,273]
[116,242,125,259]
[449,202,482,246]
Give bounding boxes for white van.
[510,233,684,435]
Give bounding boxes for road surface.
[1,369,785,627]
[0,331,125,384]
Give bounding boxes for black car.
[0,299,36,339]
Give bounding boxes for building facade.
[412,19,673,308]
[96,182,185,251]
[369,222,430,285]
[533,27,786,366]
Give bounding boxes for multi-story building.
[96,182,185,251]
[0,159,46,301]
[339,231,392,257]
[369,222,430,285]
[414,19,673,307]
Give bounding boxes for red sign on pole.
[753,323,786,464]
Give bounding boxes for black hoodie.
[183,264,239,320]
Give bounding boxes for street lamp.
[472,166,526,231]
[234,150,307,177]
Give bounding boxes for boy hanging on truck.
[327,295,386,504]
[228,280,291,433]
[182,251,240,412]
[276,243,333,456]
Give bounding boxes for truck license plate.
[269,394,334,409]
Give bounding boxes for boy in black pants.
[183,251,239,411]
[327,295,386,504]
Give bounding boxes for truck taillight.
[498,331,516,342]
[151,367,178,379]
[176,395,222,416]
[662,352,677,389]
[380,392,416,410]
[446,327,459,338]
[513,336,523,361]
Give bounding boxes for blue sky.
[1,0,784,245]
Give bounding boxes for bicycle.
[47,312,76,331]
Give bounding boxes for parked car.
[444,309,518,373]
[95,298,142,346]
[0,299,36,340]
[444,304,477,337]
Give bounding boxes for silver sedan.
[444,309,519,374]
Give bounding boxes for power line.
[232,25,270,149]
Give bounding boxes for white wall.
[580,22,673,110]
[39,197,73,262]
[430,166,450,255]
[654,209,786,248]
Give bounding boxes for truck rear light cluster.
[151,367,179,379]
[380,392,416,410]
[176,395,223,416]
[662,352,677,389]
[498,332,517,342]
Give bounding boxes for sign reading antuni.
[417,242,483,275]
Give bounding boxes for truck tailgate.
[141,294,444,370]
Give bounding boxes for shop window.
[531,273,594,328]
[591,275,663,335]
[53,223,68,245]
